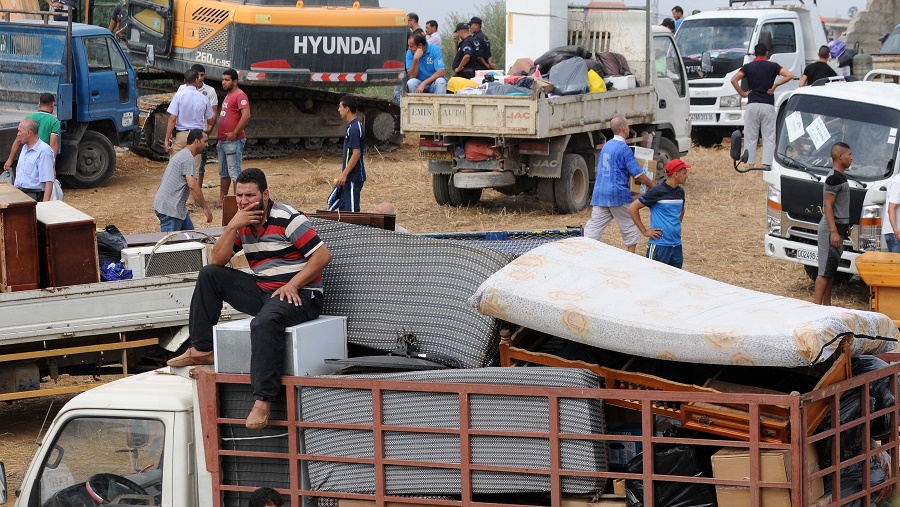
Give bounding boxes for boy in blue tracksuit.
[628,158,689,268]
[337,95,366,212]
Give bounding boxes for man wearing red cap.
[628,158,689,268]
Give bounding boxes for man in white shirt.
[425,20,442,46]
[177,64,219,201]
[165,68,215,172]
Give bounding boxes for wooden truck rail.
[195,358,900,507]
[400,87,656,139]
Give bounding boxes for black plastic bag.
[533,45,591,75]
[548,57,589,96]
[97,225,127,264]
[624,427,717,507]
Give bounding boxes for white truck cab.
[740,78,900,280]
[676,2,827,147]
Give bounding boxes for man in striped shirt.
[168,168,332,429]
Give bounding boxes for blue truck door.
[82,35,133,130]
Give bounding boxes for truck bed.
[0,109,31,129]
[400,87,656,139]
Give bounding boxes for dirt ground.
[0,139,871,497]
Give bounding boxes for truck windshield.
[37,417,165,506]
[776,94,900,182]
[675,18,755,79]
[880,25,900,54]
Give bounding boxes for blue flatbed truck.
[0,11,139,188]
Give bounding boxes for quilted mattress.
[310,218,515,368]
[469,238,898,367]
[300,367,607,495]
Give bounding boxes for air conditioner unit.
[121,241,208,279]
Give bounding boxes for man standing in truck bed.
[167,168,331,430]
[814,142,852,306]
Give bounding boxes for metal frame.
[195,358,900,507]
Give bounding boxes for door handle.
[91,90,100,96]
[659,99,667,109]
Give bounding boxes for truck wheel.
[433,174,451,205]
[60,131,117,189]
[554,154,589,214]
[691,129,720,148]
[655,137,679,181]
[448,175,482,206]
[804,264,852,283]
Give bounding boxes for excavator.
[115,0,408,159]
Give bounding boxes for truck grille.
[202,27,229,53]
[691,97,717,106]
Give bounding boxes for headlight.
[720,95,741,108]
[859,204,882,252]
[766,185,782,236]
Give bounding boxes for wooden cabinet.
[0,183,39,292]
[35,201,100,288]
[856,252,900,326]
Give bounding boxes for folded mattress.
[300,367,607,495]
[468,238,898,367]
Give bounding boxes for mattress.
[469,238,898,367]
[300,367,607,495]
[309,218,514,368]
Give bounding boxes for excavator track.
[132,87,402,161]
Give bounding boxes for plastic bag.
[100,261,133,281]
[96,225,128,264]
[0,169,11,184]
[549,57,590,96]
[624,427,717,507]
[533,46,591,75]
[588,69,607,93]
[464,138,498,161]
[50,179,64,201]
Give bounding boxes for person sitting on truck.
[406,33,447,94]
[452,22,478,79]
[584,117,655,253]
[164,69,215,171]
[167,168,332,430]
[3,93,60,173]
[628,158,689,269]
[800,46,837,87]
[249,487,284,507]
[813,142,852,306]
[153,129,213,232]
[8,118,54,201]
[730,43,794,168]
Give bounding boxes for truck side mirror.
[700,51,712,75]
[146,44,155,67]
[0,461,7,505]
[730,130,748,170]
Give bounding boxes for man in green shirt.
[4,93,61,172]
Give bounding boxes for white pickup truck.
[401,6,690,214]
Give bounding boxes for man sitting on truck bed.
[406,33,447,94]
[167,168,332,429]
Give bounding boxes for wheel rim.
[78,142,108,179]
[572,165,588,204]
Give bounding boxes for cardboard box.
[711,445,823,506]
[629,146,655,195]
[607,423,642,467]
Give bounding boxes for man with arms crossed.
[814,142,852,305]
[167,168,331,430]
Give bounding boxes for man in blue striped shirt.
[628,158,689,268]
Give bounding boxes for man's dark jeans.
[189,264,323,400]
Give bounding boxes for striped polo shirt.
[233,201,325,292]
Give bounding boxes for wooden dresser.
[35,200,100,288]
[0,183,39,292]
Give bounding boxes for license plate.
[796,249,817,262]
[690,113,716,122]
[417,150,452,160]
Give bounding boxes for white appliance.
[120,241,207,278]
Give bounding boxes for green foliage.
[440,0,506,77]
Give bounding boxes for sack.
[532,78,555,93]
[464,138,499,161]
[0,170,11,184]
[100,261,133,282]
[587,69,607,93]
[50,179,64,201]
[447,76,478,93]
[96,225,128,264]
[533,45,591,75]
[548,57,589,96]
[597,51,633,77]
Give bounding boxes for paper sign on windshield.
[786,111,804,143]
[806,116,830,150]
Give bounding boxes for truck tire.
[60,131,117,189]
[655,137,679,181]
[804,264,852,284]
[691,128,720,148]
[554,154,589,214]
[448,175,482,206]
[433,174,451,205]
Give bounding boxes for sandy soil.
[0,139,872,498]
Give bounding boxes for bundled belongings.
[548,57,590,96]
[597,51,633,78]
[534,45,593,74]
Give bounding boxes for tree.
[440,0,506,78]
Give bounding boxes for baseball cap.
[665,158,691,175]
[468,16,482,25]
[455,22,469,31]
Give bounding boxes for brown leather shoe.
[167,347,214,367]
[246,403,270,430]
